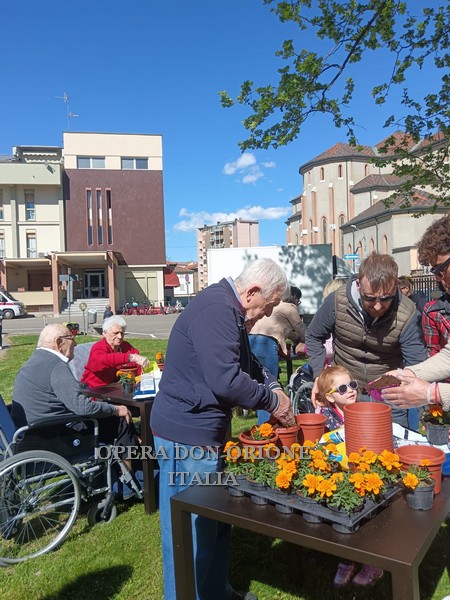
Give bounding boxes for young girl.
[315,365,358,431]
[315,365,384,587]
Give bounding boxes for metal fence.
[409,275,441,302]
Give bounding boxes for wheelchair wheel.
[87,498,117,526]
[0,450,81,564]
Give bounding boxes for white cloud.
[223,153,275,184]
[223,153,256,175]
[173,205,290,232]
[242,170,264,184]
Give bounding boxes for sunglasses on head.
[328,380,358,395]
[430,256,450,278]
[360,293,396,304]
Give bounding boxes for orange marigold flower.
[317,478,337,498]
[429,405,443,418]
[362,450,377,464]
[331,471,344,482]
[349,472,365,489]
[302,474,324,494]
[309,449,326,461]
[224,441,238,452]
[283,461,298,476]
[348,452,362,464]
[259,423,274,438]
[420,459,431,467]
[324,442,338,454]
[226,447,240,462]
[364,473,383,495]
[357,462,371,472]
[313,458,331,472]
[302,440,315,448]
[275,471,292,489]
[378,450,401,470]
[402,473,419,490]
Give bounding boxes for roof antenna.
[55,92,79,129]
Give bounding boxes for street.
[2,313,179,340]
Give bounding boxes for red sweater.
[81,337,140,388]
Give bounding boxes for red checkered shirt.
[422,297,450,357]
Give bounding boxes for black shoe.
[229,591,258,600]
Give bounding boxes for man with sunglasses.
[306,253,427,427]
[416,216,450,360]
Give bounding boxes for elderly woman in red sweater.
[82,315,150,388]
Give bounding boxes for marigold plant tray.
[227,479,400,534]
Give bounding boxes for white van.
[0,290,27,319]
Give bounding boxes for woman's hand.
[381,374,429,408]
[130,354,150,370]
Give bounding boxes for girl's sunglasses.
[328,380,358,395]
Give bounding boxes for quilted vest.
[333,286,417,388]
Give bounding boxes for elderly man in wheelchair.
[0,324,143,564]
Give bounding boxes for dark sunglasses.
[328,380,358,395]
[360,293,396,304]
[430,256,450,278]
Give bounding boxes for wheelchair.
[0,397,143,564]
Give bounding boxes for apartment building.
[196,219,259,289]
[0,132,167,315]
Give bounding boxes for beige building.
[196,219,259,289]
[0,132,167,316]
[287,132,448,274]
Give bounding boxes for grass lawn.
[0,336,449,599]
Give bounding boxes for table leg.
[171,500,196,600]
[139,401,156,513]
[391,565,420,600]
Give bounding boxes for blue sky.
[0,1,442,261]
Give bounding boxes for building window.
[86,190,93,245]
[364,163,369,176]
[25,190,35,221]
[77,156,105,169]
[339,215,345,256]
[320,167,325,181]
[106,189,113,244]
[322,217,327,244]
[383,235,388,253]
[338,164,343,178]
[26,232,37,258]
[307,171,312,185]
[0,232,4,258]
[121,157,149,170]
[96,190,103,245]
[0,190,3,221]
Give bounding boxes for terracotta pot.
[343,403,394,455]
[275,425,301,449]
[296,414,327,444]
[397,445,446,494]
[118,366,139,378]
[238,431,278,457]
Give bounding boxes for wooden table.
[85,383,157,514]
[171,479,450,600]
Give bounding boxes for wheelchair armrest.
[29,415,100,429]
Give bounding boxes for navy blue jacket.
[150,278,280,446]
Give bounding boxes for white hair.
[234,258,289,299]
[102,315,127,333]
